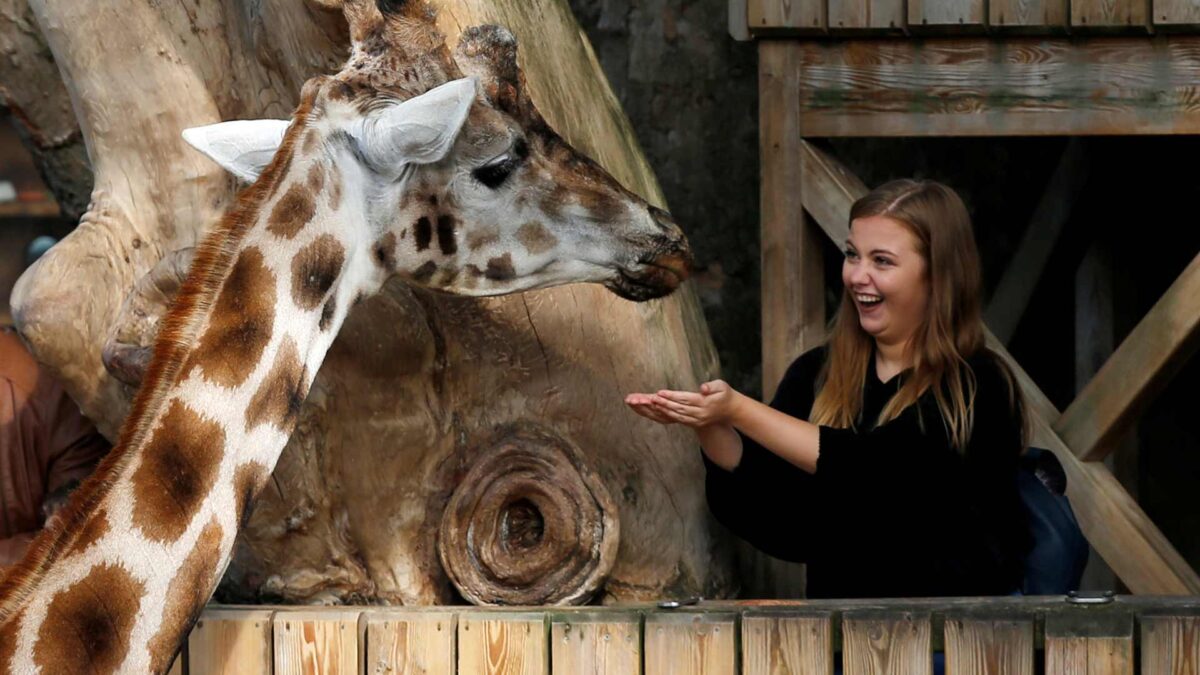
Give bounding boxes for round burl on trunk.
[438,424,619,605]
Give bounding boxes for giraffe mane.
[0,96,316,623]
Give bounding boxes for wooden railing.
[171,596,1200,673]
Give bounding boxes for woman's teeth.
[855,293,883,306]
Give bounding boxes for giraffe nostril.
[647,205,677,233]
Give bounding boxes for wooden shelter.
[730,0,1200,596]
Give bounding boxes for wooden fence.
[170,596,1200,673]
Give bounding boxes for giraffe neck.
[0,132,371,674]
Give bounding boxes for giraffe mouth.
[607,257,690,302]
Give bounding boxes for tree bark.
[2,0,733,605]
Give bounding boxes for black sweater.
[704,347,1031,599]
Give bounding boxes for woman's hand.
[647,379,743,428]
[624,392,677,425]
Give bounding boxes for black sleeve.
[702,348,826,562]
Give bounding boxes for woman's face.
[842,215,929,350]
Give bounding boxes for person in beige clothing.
[0,328,110,566]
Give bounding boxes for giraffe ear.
[181,119,290,183]
[352,77,477,174]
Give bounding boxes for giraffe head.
[184,1,690,302]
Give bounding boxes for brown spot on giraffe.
[578,188,623,223]
[130,399,224,542]
[328,171,343,211]
[184,247,275,389]
[414,216,433,251]
[233,462,271,529]
[538,183,570,220]
[0,610,20,673]
[301,129,320,155]
[147,518,224,674]
[411,261,438,283]
[320,298,337,331]
[516,221,557,256]
[436,215,457,255]
[328,80,356,101]
[436,265,460,287]
[485,253,516,281]
[33,563,144,674]
[466,227,500,251]
[245,338,309,433]
[306,162,325,193]
[291,234,346,311]
[267,183,317,239]
[373,232,397,271]
[69,509,111,556]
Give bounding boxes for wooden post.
[458,612,548,675]
[842,611,932,675]
[1141,616,1200,674]
[943,617,1034,674]
[742,610,833,675]
[364,610,457,675]
[644,611,737,675]
[187,609,274,675]
[748,0,827,32]
[273,610,361,675]
[550,611,641,674]
[1045,613,1134,675]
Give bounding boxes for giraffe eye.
[472,138,528,190]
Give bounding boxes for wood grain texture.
[365,611,456,675]
[791,135,1200,594]
[991,0,1070,29]
[749,0,827,31]
[550,613,641,674]
[943,618,1034,675]
[828,0,906,31]
[1142,616,1200,675]
[908,0,987,29]
[742,611,833,675]
[1155,0,1200,27]
[1072,0,1151,29]
[759,41,826,401]
[458,613,548,675]
[187,609,274,675]
[842,612,932,675]
[644,612,737,675]
[788,37,1200,136]
[1055,253,1200,461]
[1045,637,1134,674]
[273,610,361,675]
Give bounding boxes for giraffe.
[0,1,691,672]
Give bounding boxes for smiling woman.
[627,178,1033,600]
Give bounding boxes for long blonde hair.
[809,179,1023,451]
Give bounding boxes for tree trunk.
[2,0,734,605]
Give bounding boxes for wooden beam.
[1056,253,1200,462]
[796,139,1200,594]
[786,37,1200,137]
[748,0,826,32]
[828,0,906,32]
[908,0,987,32]
[1155,0,1200,28]
[1072,0,1152,31]
[991,0,1070,31]
[985,138,1089,345]
[760,42,826,400]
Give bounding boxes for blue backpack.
[1017,447,1089,595]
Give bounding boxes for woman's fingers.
[626,400,675,425]
[656,389,703,405]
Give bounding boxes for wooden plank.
[759,41,826,401]
[1141,616,1200,674]
[1155,0,1200,27]
[365,611,456,675]
[729,0,751,40]
[644,612,737,675]
[742,611,833,675]
[1055,253,1200,461]
[1045,613,1134,675]
[943,617,1034,674]
[787,36,1200,137]
[459,612,548,675]
[550,612,640,675]
[842,612,932,675]
[794,136,1200,594]
[908,0,987,30]
[1072,0,1151,30]
[273,609,361,675]
[991,0,1070,29]
[748,0,826,31]
[984,138,1089,345]
[828,0,906,31]
[188,609,274,675]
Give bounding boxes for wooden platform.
[172,596,1200,673]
